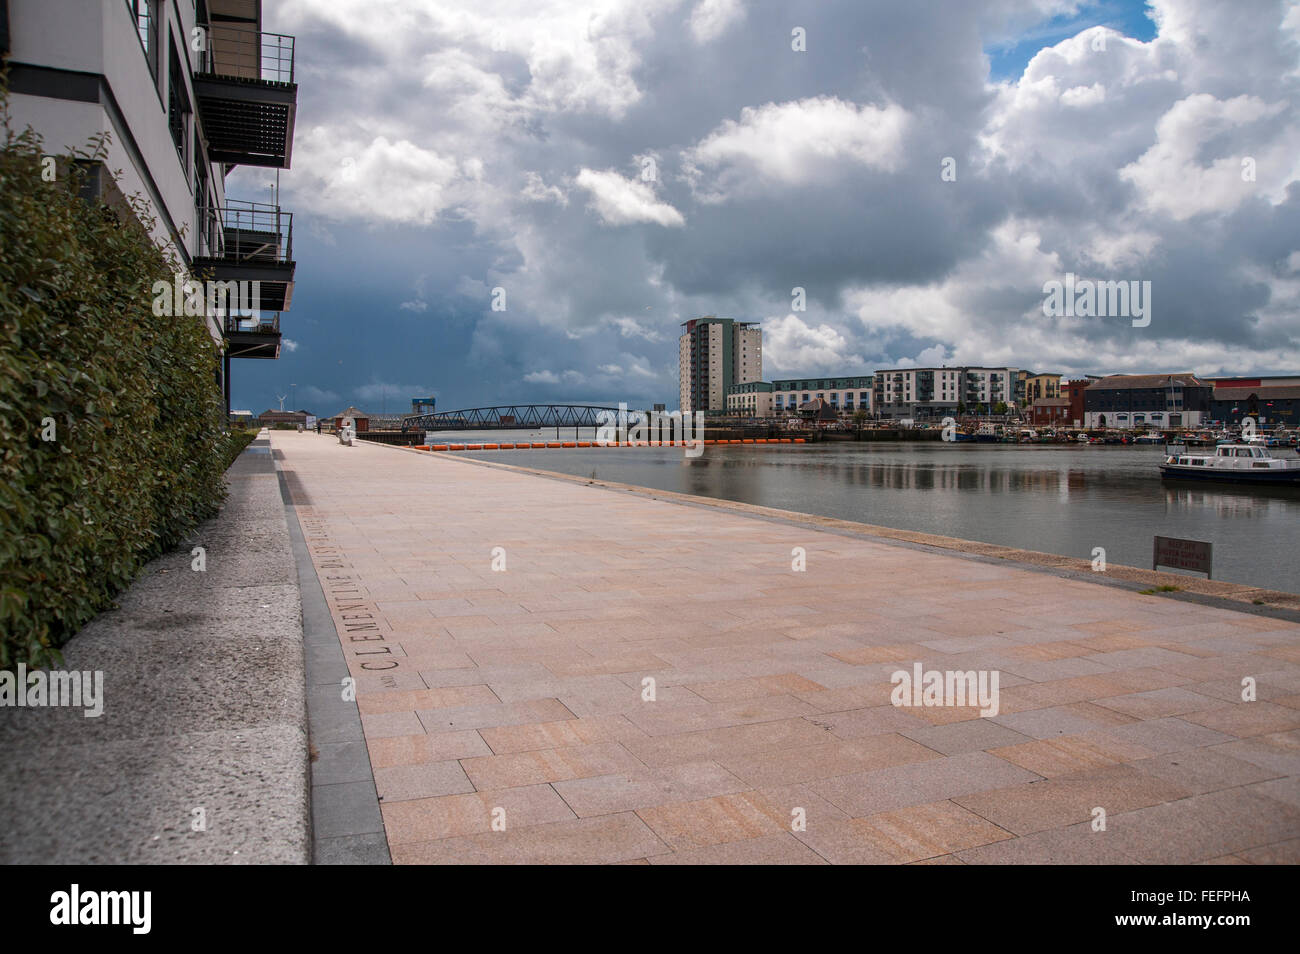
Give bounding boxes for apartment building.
[3,0,300,414]
[873,367,1017,421]
[1023,372,1062,405]
[770,375,873,417]
[725,381,773,417]
[679,316,762,413]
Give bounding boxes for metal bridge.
[401,404,625,432]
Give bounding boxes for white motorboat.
[1160,443,1300,485]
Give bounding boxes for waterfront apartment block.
[4,0,299,414]
[873,367,1018,421]
[725,380,774,417]
[770,376,874,417]
[1082,373,1212,429]
[679,316,762,413]
[1022,371,1062,405]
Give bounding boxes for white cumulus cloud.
[685,96,911,200]
[575,168,686,226]
[689,0,745,44]
[762,314,867,375]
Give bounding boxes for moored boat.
[1159,443,1300,485]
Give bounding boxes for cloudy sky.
[229,0,1300,416]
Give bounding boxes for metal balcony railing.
[200,200,293,265]
[226,314,280,335]
[200,26,295,85]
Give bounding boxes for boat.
[975,424,1000,443]
[1077,432,1090,443]
[1159,444,1300,484]
[1134,431,1164,444]
[1252,434,1285,448]
[1017,428,1038,443]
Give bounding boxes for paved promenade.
[274,432,1300,864]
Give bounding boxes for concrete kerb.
[375,440,1300,623]
[277,458,391,865]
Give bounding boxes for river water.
[435,430,1300,593]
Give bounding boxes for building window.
[193,126,206,200]
[127,1,159,79]
[168,41,191,162]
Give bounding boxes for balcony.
[194,25,296,168]
[225,314,281,360]
[191,201,294,311]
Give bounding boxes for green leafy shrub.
[0,92,229,669]
[220,429,258,469]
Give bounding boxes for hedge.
[0,89,232,669]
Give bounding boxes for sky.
[228,0,1300,417]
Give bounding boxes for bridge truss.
[401,404,625,432]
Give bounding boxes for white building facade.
[4,0,299,413]
[873,367,1018,421]
[725,381,773,417]
[771,376,874,418]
